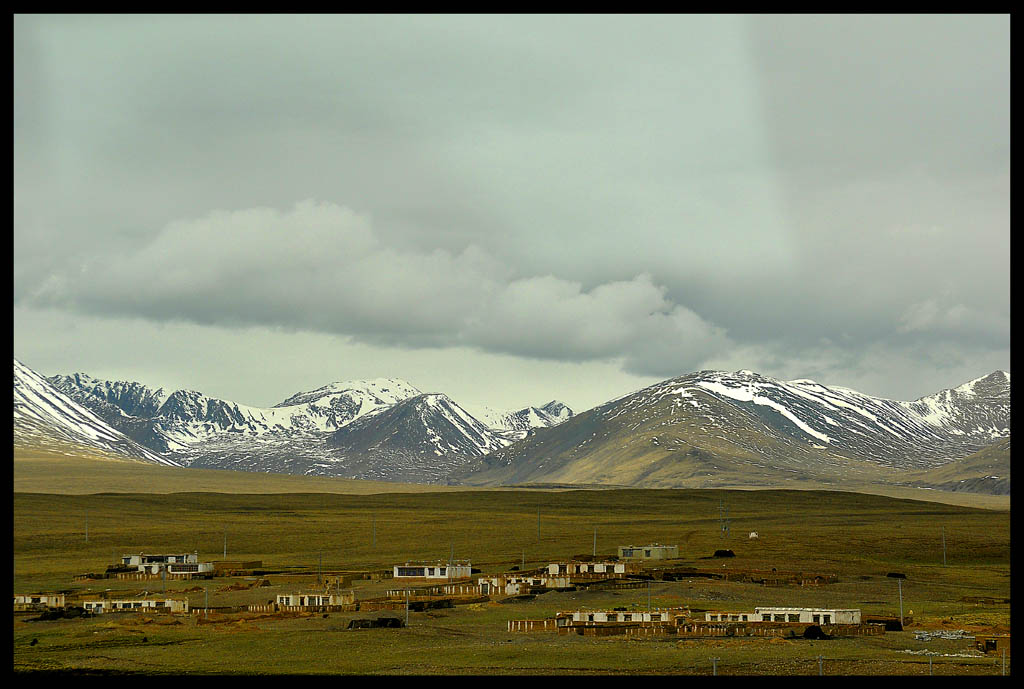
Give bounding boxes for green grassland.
[13,454,1011,675]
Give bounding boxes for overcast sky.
[13,14,1010,415]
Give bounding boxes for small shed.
[13,593,65,611]
[976,634,1011,656]
[618,544,679,560]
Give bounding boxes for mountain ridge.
[21,358,1009,491]
[450,368,1011,490]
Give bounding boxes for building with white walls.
[617,544,678,560]
[81,597,189,614]
[393,560,472,580]
[704,607,861,625]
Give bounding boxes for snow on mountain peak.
[14,359,177,465]
[275,377,421,408]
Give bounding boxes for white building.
[393,560,472,580]
[705,607,861,625]
[276,591,354,607]
[82,597,189,614]
[13,593,65,611]
[547,561,638,576]
[120,552,215,576]
[618,544,679,560]
[557,608,684,625]
[478,574,571,596]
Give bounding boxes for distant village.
[19,540,1006,651]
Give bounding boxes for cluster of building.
[21,541,882,640]
[115,552,216,578]
[19,544,677,616]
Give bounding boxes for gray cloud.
[22,200,733,374]
[14,14,1009,404]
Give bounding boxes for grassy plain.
[12,451,1011,675]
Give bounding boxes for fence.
[579,580,647,591]
[115,571,212,581]
[675,622,885,638]
[625,625,676,637]
[245,603,358,614]
[385,584,482,597]
[508,619,557,632]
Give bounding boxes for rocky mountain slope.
[450,370,1010,490]
[14,360,178,465]
[904,436,1010,495]
[321,393,511,482]
[44,367,572,481]
[474,400,575,442]
[23,359,1008,491]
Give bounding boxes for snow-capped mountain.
[48,372,168,418]
[451,369,1011,489]
[322,393,511,483]
[48,374,425,457]
[30,362,1009,490]
[14,360,178,465]
[45,371,530,480]
[900,371,1010,443]
[474,400,574,440]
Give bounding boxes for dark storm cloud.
[14,14,1009,400]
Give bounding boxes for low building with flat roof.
[618,544,678,560]
[705,607,860,625]
[393,560,472,580]
[81,597,189,614]
[13,593,65,612]
[276,591,354,608]
[478,574,571,596]
[547,561,641,576]
[119,552,215,577]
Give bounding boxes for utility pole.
[537,508,540,542]
[898,579,904,627]
[648,580,652,611]
[372,515,376,548]
[223,529,227,559]
[85,510,89,543]
[405,589,409,627]
[204,587,208,619]
[593,527,597,557]
[318,550,322,585]
[818,655,824,676]
[941,526,947,566]
[712,657,718,676]
[522,550,525,571]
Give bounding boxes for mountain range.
[448,369,1010,492]
[14,358,1009,493]
[14,359,178,466]
[31,361,572,482]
